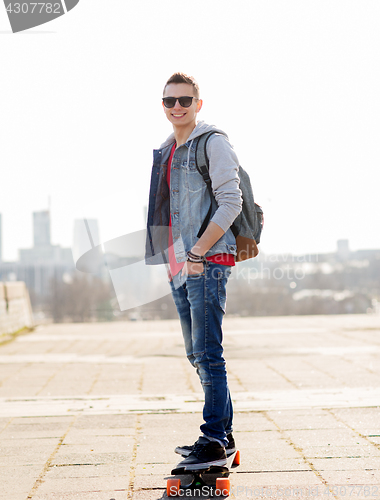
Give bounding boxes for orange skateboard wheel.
[167,478,181,496]
[233,449,241,466]
[216,477,230,496]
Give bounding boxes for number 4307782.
[6,3,62,14]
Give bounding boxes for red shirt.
[167,144,235,277]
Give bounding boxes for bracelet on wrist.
[186,251,206,263]
[188,250,203,259]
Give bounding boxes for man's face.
[162,83,202,128]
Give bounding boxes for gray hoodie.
[159,120,243,233]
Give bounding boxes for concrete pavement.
[0,314,379,499]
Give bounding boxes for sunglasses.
[162,96,198,108]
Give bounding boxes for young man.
[146,73,242,469]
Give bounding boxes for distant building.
[19,245,74,267]
[0,210,75,300]
[337,239,350,261]
[0,261,72,298]
[19,210,74,267]
[33,210,50,247]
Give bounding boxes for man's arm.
[182,222,224,276]
[192,134,242,255]
[207,134,242,232]
[182,134,242,276]
[191,221,224,257]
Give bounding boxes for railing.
[0,282,34,336]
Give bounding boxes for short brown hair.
[163,72,200,98]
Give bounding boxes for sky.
[1,0,380,262]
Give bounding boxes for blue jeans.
[170,261,233,447]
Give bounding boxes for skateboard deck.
[167,449,240,497]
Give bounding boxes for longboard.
[167,449,240,497]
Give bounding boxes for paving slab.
[0,314,379,499]
[31,493,129,500]
[301,445,380,459]
[309,457,380,471]
[318,469,380,484]
[46,463,132,478]
[0,494,33,500]
[51,450,133,466]
[0,465,43,492]
[35,476,130,494]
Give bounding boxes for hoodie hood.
[158,121,228,149]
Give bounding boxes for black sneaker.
[175,433,236,457]
[174,436,227,470]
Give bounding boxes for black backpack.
[195,131,263,262]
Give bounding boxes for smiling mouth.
[172,113,186,117]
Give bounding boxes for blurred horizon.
[1,207,379,265]
[1,206,379,323]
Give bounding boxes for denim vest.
[145,137,237,266]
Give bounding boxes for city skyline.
[0,207,378,266]
[1,206,378,316]
[0,209,75,264]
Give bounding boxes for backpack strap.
[195,131,216,238]
[195,131,239,239]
